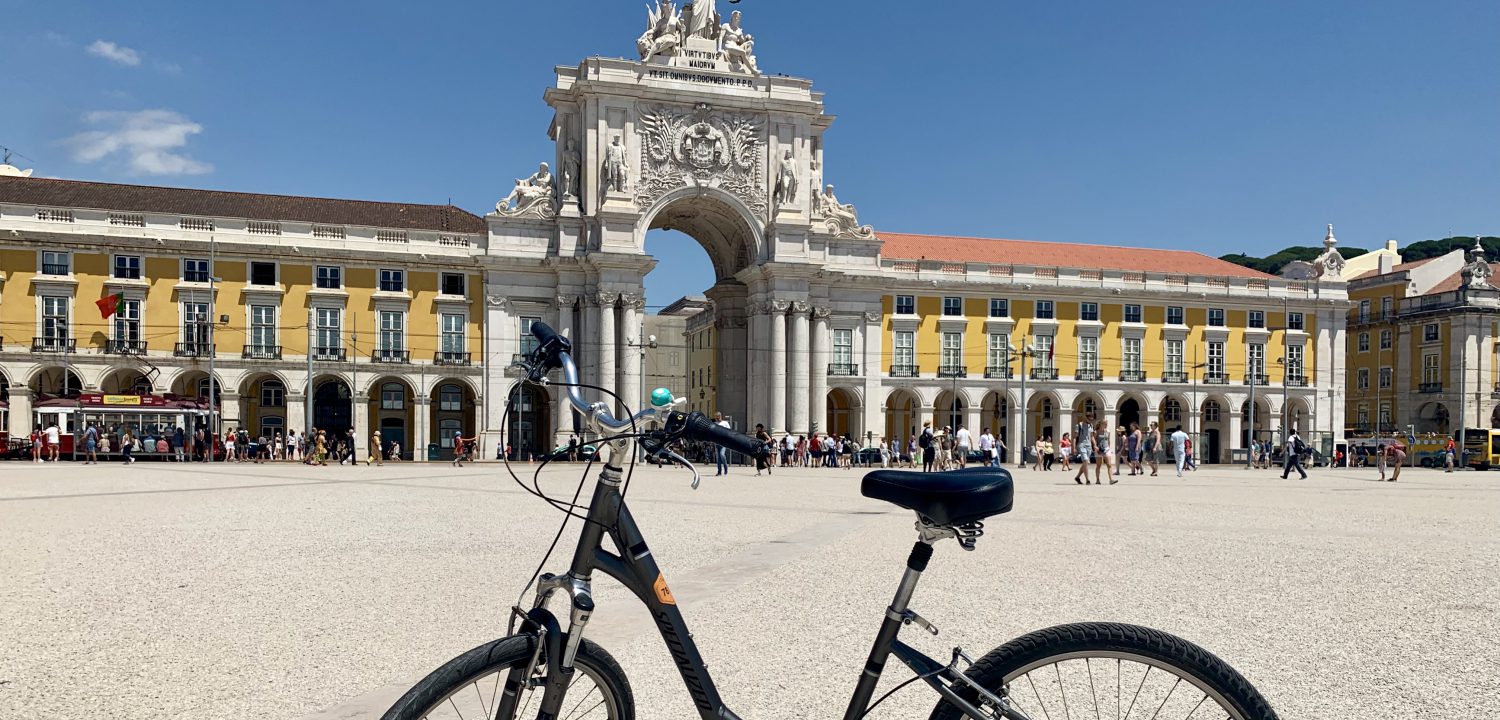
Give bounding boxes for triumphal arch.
[482,2,885,445]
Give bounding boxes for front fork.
[493,574,597,720]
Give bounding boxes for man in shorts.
[1072,414,1094,484]
[82,422,99,464]
[44,421,62,462]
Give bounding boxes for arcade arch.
[885,389,920,443]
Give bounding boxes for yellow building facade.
[0,176,486,459]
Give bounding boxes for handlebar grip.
[682,412,768,460]
[529,321,569,352]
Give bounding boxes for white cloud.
[65,110,213,176]
[86,40,142,67]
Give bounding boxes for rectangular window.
[183,302,210,348]
[1359,299,1370,322]
[1358,332,1370,352]
[249,261,277,286]
[441,313,465,354]
[987,333,1009,371]
[989,298,1008,318]
[1379,367,1392,389]
[379,268,405,293]
[1247,343,1265,379]
[1165,339,1184,375]
[1288,312,1305,331]
[441,272,467,297]
[379,311,405,352]
[1079,336,1098,373]
[250,305,276,351]
[1124,304,1142,324]
[261,383,285,408]
[1357,368,1369,390]
[833,329,854,365]
[1379,402,1392,427]
[183,258,210,283]
[942,297,962,317]
[519,316,542,356]
[1424,323,1439,343]
[315,308,342,354]
[1079,302,1099,322]
[1033,335,1054,369]
[940,332,962,367]
[1358,405,1369,428]
[1208,308,1225,327]
[1035,300,1055,320]
[1381,297,1393,319]
[1207,341,1225,377]
[114,299,141,344]
[1123,337,1142,374]
[1380,329,1392,349]
[1286,344,1304,379]
[113,255,142,280]
[893,331,914,367]
[1423,353,1440,384]
[894,295,915,315]
[1249,310,1265,329]
[315,265,342,289]
[1166,306,1184,326]
[41,250,71,276]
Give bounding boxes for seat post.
[843,539,935,719]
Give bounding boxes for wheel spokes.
[1006,655,1241,720]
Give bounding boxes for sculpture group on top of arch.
[638,0,761,76]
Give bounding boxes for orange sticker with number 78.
[653,573,676,605]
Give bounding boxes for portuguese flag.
[96,292,125,319]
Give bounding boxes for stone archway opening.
[1416,402,1450,436]
[826,387,860,440]
[885,389,920,444]
[313,377,352,442]
[30,367,82,399]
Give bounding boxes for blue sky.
[3,0,1496,309]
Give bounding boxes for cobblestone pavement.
[1,458,1495,719]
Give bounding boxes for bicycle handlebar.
[677,411,768,460]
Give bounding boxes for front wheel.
[382,635,634,720]
[930,622,1278,720]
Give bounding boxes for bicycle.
[384,323,1279,720]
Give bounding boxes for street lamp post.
[1012,342,1034,469]
[207,235,219,463]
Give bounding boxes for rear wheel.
[929,622,1278,720]
[382,635,633,720]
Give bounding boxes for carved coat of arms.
[636,102,766,215]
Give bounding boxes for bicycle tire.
[928,622,1278,720]
[382,635,634,720]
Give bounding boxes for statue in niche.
[559,138,581,200]
[637,0,684,61]
[496,162,555,218]
[815,184,875,240]
[719,11,760,75]
[603,136,629,193]
[772,149,797,209]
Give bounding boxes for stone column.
[554,295,577,445]
[788,303,811,435]
[354,393,371,458]
[596,292,618,420]
[810,307,831,436]
[769,301,788,434]
[746,303,768,429]
[1008,402,1025,465]
[414,395,430,463]
[7,387,31,439]
[285,392,306,440]
[221,392,243,428]
[1227,412,1243,465]
[620,294,645,416]
[483,296,514,440]
[1056,407,1074,454]
[862,311,883,440]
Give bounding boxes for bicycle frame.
[515,439,1003,720]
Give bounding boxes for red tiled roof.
[1422,271,1463,296]
[0,176,486,233]
[878,232,1274,279]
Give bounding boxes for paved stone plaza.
[1,459,1495,719]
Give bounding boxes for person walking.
[1444,437,1457,472]
[368,430,384,466]
[919,422,936,472]
[1170,426,1189,477]
[175,427,187,462]
[1281,428,1308,480]
[754,423,772,476]
[1127,422,1142,476]
[977,427,994,470]
[1032,434,1044,471]
[1043,436,1055,471]
[1097,420,1116,484]
[1073,415,1095,484]
[1059,433,1072,472]
[81,422,99,464]
[712,412,730,476]
[120,429,135,464]
[1144,421,1161,476]
[955,424,972,469]
[1184,436,1197,470]
[44,420,61,462]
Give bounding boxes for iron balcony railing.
[372,348,411,363]
[1244,373,1270,385]
[313,347,347,362]
[1285,375,1308,388]
[174,342,215,358]
[1075,369,1102,381]
[889,364,919,378]
[41,263,71,275]
[937,365,968,378]
[242,345,282,360]
[1203,372,1229,385]
[435,351,472,366]
[32,337,76,353]
[1419,382,1443,394]
[1120,370,1146,382]
[107,339,146,355]
[1161,371,1188,384]
[828,363,860,377]
[1030,367,1059,380]
[984,366,1012,379]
